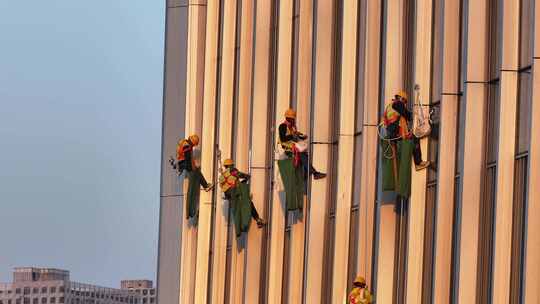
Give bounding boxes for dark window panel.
[422,184,437,303]
[478,166,496,303]
[519,0,534,67]
[510,156,528,304]
[516,72,532,153]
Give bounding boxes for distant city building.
[119,281,154,304]
[0,268,155,304]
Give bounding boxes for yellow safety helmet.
[397,90,408,100]
[223,158,234,166]
[188,134,199,146]
[354,276,366,285]
[284,108,297,119]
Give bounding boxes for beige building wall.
[157,0,537,303]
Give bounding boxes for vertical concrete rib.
[357,0,382,289]
[432,0,460,303]
[267,1,293,302]
[180,3,207,304]
[243,1,273,302]
[457,0,489,302]
[210,0,238,302]
[374,1,404,303]
[405,0,433,302]
[193,0,220,302]
[303,0,336,302]
[331,1,359,303]
[227,0,254,303]
[524,1,540,302]
[491,1,520,303]
[286,1,312,303]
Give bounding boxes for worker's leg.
[250,201,261,220]
[194,168,213,191]
[413,136,430,170]
[250,201,266,227]
[300,152,326,179]
[412,136,422,165]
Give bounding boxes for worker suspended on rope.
[219,158,266,235]
[348,276,373,304]
[169,134,213,191]
[383,91,430,171]
[170,134,196,174]
[278,108,326,180]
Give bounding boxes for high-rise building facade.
[157,0,539,303]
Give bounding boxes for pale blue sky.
[0,1,164,287]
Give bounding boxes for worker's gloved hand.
[169,157,177,169]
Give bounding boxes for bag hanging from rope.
[230,182,253,237]
[186,169,202,220]
[277,158,305,211]
[412,84,432,139]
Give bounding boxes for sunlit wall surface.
[157,0,540,303]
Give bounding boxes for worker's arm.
[279,123,295,142]
[392,102,412,121]
[233,168,250,180]
[296,131,307,140]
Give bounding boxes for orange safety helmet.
[354,276,366,285]
[188,134,200,146]
[284,108,297,119]
[396,90,408,101]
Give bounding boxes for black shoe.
[313,172,327,180]
[256,218,267,228]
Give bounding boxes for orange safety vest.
[279,121,298,152]
[219,168,239,193]
[383,103,410,139]
[176,139,193,161]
